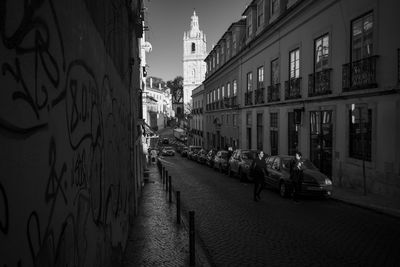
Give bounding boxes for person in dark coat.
[251,150,266,201]
[290,151,304,202]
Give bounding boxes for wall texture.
[0,0,142,266]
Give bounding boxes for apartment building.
[203,0,400,198]
[190,84,205,146]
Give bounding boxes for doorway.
[310,110,333,178]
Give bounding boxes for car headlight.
[325,178,332,185]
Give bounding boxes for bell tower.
[183,10,207,105]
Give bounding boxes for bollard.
[168,175,172,203]
[189,211,195,266]
[165,170,169,190]
[176,191,181,224]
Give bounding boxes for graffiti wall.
[0,0,140,266]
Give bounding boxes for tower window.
[192,42,196,53]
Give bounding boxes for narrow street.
[157,128,400,266]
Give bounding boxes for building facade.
[203,0,400,199]
[190,84,205,146]
[183,11,207,105]
[0,0,145,265]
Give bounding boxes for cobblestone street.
[159,155,400,266]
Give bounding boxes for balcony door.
[310,110,333,178]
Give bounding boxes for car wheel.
[279,182,288,198]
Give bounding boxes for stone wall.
[0,0,142,266]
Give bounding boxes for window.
[191,42,196,53]
[226,37,230,57]
[271,0,280,17]
[221,43,225,62]
[257,113,263,150]
[222,85,225,98]
[217,87,220,100]
[257,0,265,27]
[233,114,238,126]
[352,12,373,62]
[227,82,231,97]
[232,34,237,52]
[247,72,253,91]
[315,34,329,72]
[246,112,252,126]
[349,107,372,161]
[246,113,252,149]
[247,13,252,37]
[257,66,264,88]
[289,48,300,79]
[271,58,280,85]
[212,55,215,68]
[233,80,237,95]
[270,112,278,155]
[216,50,220,65]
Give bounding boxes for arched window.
[191,42,196,53]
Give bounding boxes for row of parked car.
[176,144,332,199]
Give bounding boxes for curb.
[330,196,400,219]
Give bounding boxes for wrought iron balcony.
[268,83,280,102]
[244,91,253,106]
[308,69,332,97]
[231,96,238,107]
[285,77,302,100]
[254,88,265,104]
[223,97,230,108]
[342,55,378,91]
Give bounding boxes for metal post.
[168,175,172,203]
[176,191,181,224]
[189,211,195,266]
[165,170,169,191]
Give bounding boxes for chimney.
[150,77,153,88]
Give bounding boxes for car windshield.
[220,152,229,159]
[242,151,255,160]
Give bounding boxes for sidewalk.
[122,163,211,267]
[331,185,400,218]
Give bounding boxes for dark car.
[264,155,332,198]
[196,149,208,164]
[213,150,231,173]
[181,146,189,157]
[187,146,202,160]
[206,149,217,167]
[228,149,258,181]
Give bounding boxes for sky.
[145,0,251,82]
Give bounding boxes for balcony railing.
[268,83,280,102]
[342,55,378,91]
[308,69,332,97]
[231,96,238,107]
[285,77,302,100]
[254,88,265,104]
[223,97,230,108]
[244,91,253,106]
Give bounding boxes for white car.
[161,147,175,156]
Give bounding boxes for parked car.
[161,146,175,156]
[264,155,332,198]
[196,149,208,164]
[213,150,231,173]
[181,146,189,157]
[228,149,258,181]
[206,149,217,167]
[187,146,202,160]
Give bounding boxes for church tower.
[183,10,207,105]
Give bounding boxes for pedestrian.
[290,151,304,202]
[251,150,266,201]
